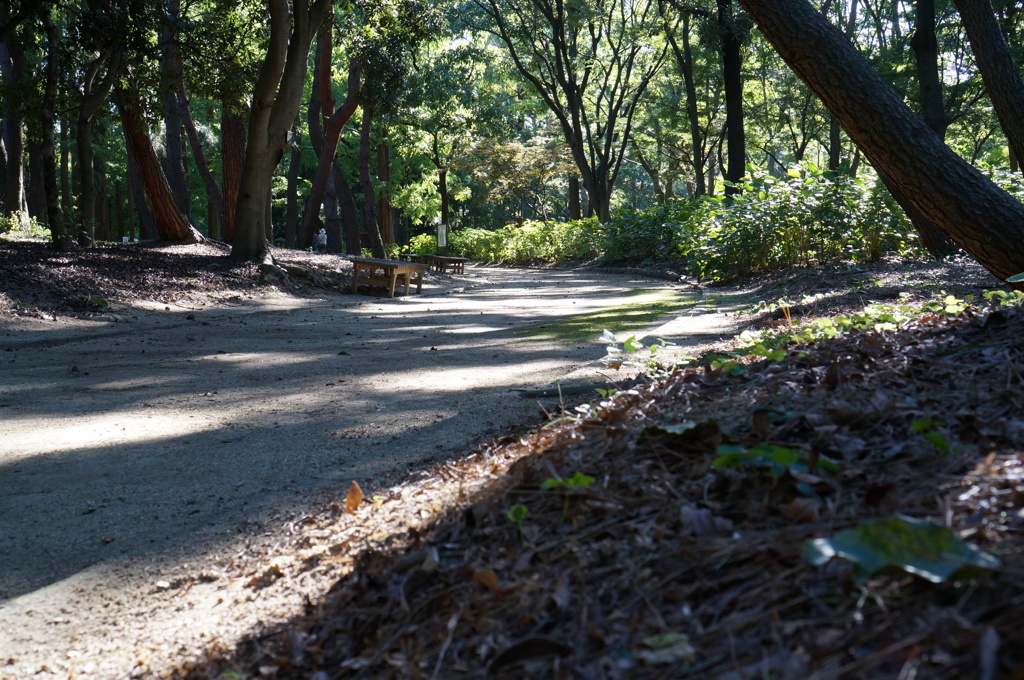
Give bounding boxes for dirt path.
[0,265,748,679]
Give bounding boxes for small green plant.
[507,504,528,538]
[911,418,951,454]
[714,443,840,478]
[541,471,595,490]
[542,472,595,518]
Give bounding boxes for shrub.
[600,200,697,266]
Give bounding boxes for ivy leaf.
[804,515,1000,583]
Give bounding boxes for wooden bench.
[398,254,467,274]
[429,255,467,274]
[350,257,428,297]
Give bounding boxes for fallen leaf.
[473,567,501,591]
[345,481,365,514]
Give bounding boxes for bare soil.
[0,240,748,679]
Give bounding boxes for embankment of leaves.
[0,239,351,317]
[180,299,1024,678]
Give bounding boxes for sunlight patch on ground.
[518,289,698,344]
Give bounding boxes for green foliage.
[440,219,602,264]
[805,515,1000,583]
[600,201,697,265]
[541,471,595,490]
[713,444,840,477]
[0,214,49,240]
[683,165,922,281]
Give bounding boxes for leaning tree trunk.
[117,84,203,243]
[953,0,1024,165]
[160,0,190,221]
[738,0,1024,281]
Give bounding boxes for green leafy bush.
[681,164,923,282]
[600,200,697,266]
[437,219,602,265]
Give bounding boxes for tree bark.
[299,53,361,249]
[285,140,301,248]
[220,102,245,241]
[40,10,70,250]
[568,175,581,219]
[230,0,331,262]
[718,0,746,195]
[117,84,203,243]
[376,137,393,244]
[953,0,1024,164]
[0,37,23,218]
[738,0,1024,281]
[160,0,190,220]
[178,85,224,234]
[76,49,124,245]
[334,160,360,254]
[359,103,386,258]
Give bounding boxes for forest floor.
[1,238,1023,679]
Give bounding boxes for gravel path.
[0,265,747,679]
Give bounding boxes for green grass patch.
[519,289,697,344]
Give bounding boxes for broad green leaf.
[804,515,1000,583]
[1006,273,1024,283]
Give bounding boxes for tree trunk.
[718,0,746,195]
[60,118,72,224]
[334,160,360,254]
[359,104,386,258]
[568,175,581,219]
[40,11,69,250]
[300,56,360,249]
[160,0,190,220]
[681,15,707,197]
[118,84,203,243]
[0,34,24,219]
[220,102,246,241]
[738,0,1024,281]
[26,140,44,227]
[285,141,301,248]
[230,0,331,262]
[127,142,157,240]
[953,0,1024,164]
[179,86,224,233]
[905,0,958,256]
[76,50,124,245]
[377,136,393,244]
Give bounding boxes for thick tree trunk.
[953,0,1024,164]
[127,143,158,240]
[230,0,331,262]
[118,85,202,243]
[718,0,746,195]
[359,104,386,258]
[738,0,1024,281]
[220,103,246,241]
